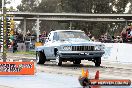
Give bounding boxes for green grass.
[14,51,36,55]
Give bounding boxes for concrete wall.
[102,43,132,63]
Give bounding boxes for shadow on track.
[37,61,105,69]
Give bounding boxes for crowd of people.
[6,28,130,53]
[8,30,37,53]
[99,33,123,43]
[86,31,123,43]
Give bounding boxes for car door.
[44,32,55,59]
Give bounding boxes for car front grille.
[72,46,94,51]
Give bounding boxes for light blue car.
[35,30,105,66]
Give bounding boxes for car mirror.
[46,37,51,41]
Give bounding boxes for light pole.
[36,18,40,42]
[2,0,4,14]
[2,0,7,62]
[69,21,72,30]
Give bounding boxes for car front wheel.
[94,57,101,67]
[56,54,62,66]
[36,51,46,64]
[73,60,81,65]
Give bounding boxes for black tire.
[56,54,62,66]
[73,60,81,65]
[36,51,46,64]
[94,57,101,67]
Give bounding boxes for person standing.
[13,39,18,53]
[87,32,92,39]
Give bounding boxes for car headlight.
[63,46,72,51]
[95,45,105,50]
[101,45,105,50]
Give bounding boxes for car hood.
[57,38,102,46]
[35,46,45,51]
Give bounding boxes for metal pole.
[70,21,72,30]
[36,18,40,42]
[2,0,7,62]
[2,0,4,14]
[125,20,128,28]
[1,0,4,53]
[23,18,26,39]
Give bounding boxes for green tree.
[0,0,2,8]
[128,0,132,13]
[17,0,38,12]
[0,0,11,8]
[17,0,39,34]
[35,0,58,12]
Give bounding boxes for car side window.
[53,32,59,41]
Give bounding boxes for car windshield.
[57,31,91,41]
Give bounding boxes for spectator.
[112,36,115,40]
[13,39,18,53]
[121,28,127,42]
[87,32,92,39]
[26,30,31,36]
[39,31,47,43]
[99,35,104,42]
[91,36,96,41]
[16,33,24,43]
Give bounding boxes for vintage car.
[35,30,105,67]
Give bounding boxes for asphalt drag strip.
[0,72,81,88]
[0,72,131,88]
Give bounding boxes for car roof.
[53,30,84,32]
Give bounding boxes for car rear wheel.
[36,51,46,64]
[94,57,101,67]
[73,60,81,65]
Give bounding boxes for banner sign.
[0,62,34,75]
